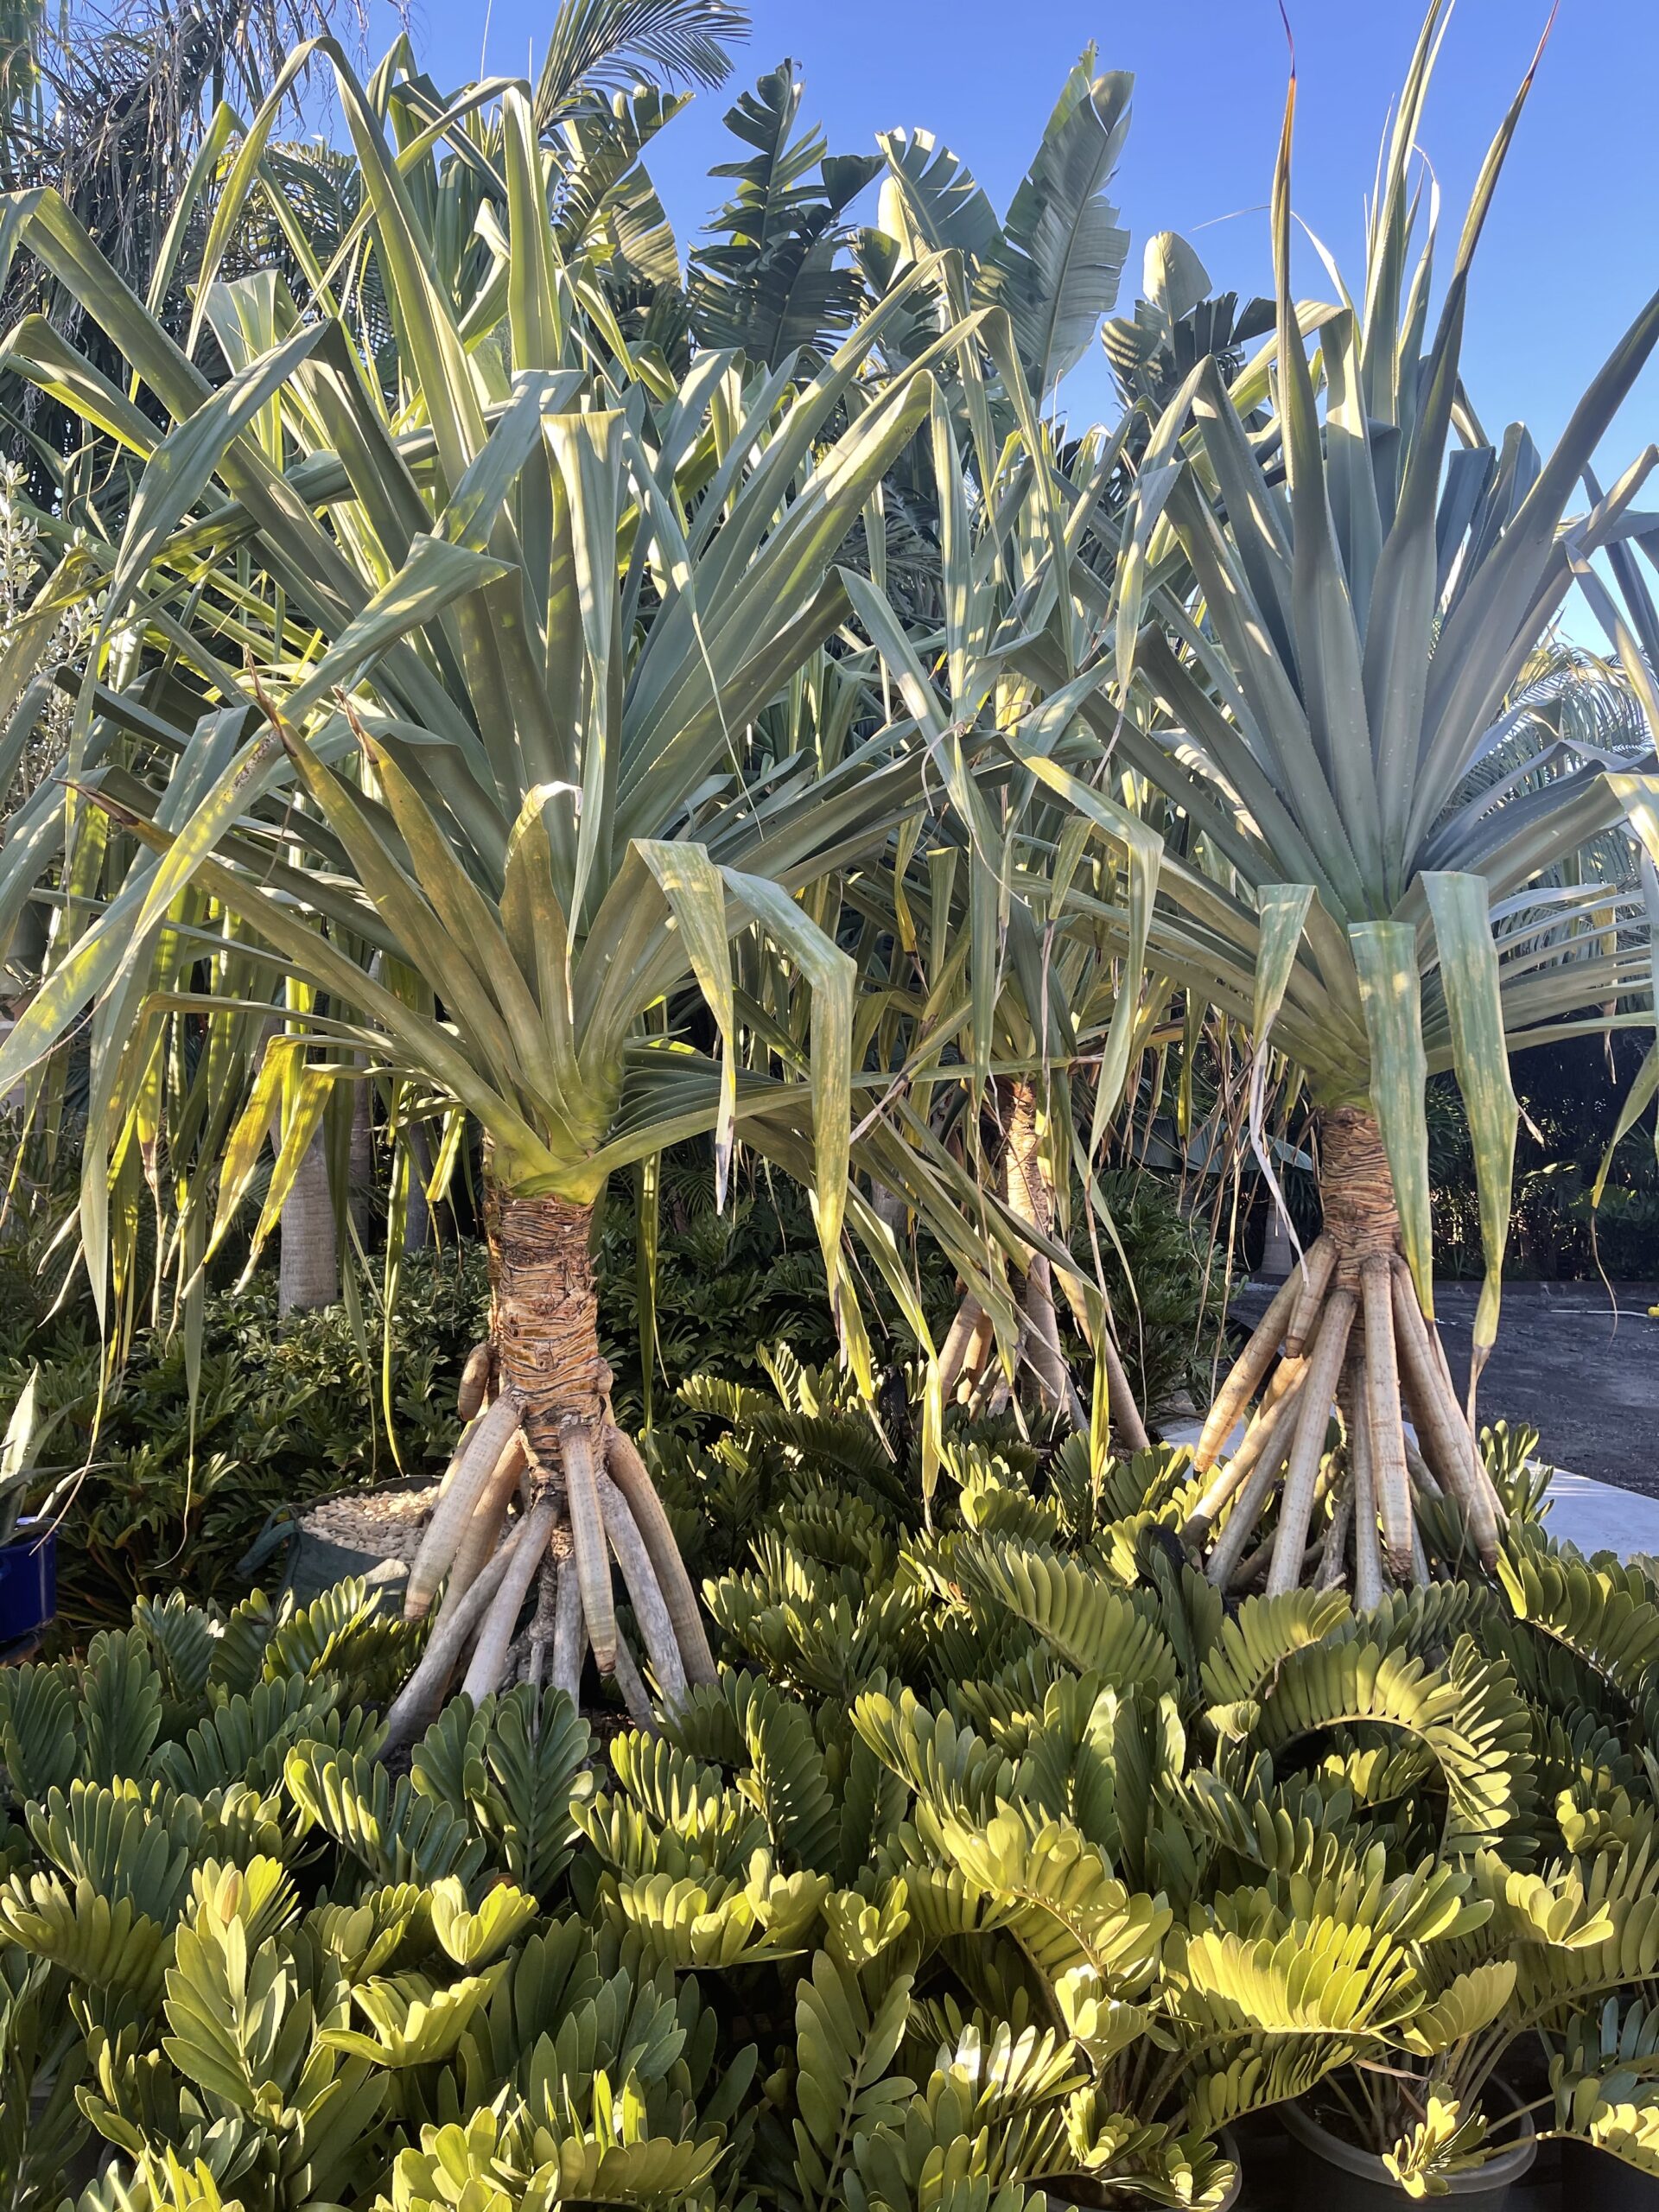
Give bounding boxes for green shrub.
[0,1148,937,1626]
[594,1161,915,1427]
[7,1397,1659,2209]
[0,1154,887,1632]
[3,1254,486,1632]
[1427,1033,1659,1281]
[671,1365,1659,2192]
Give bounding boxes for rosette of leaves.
[1012,0,1659,1598]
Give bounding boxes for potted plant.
[1281,2068,1536,2209]
[1547,1997,1659,2211]
[1273,1840,1659,2204]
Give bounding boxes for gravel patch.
[298,1482,442,1565]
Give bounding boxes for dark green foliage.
[596,1162,868,1422]
[1071,1167,1227,1419]
[0,1115,98,1369]
[687,62,880,369]
[1427,1034,1659,1281]
[0,1147,948,1634]
[1,1251,487,1634]
[2,1029,1231,1624]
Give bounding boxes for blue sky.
[365,0,1659,474]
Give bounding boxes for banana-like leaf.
[994,54,1132,396]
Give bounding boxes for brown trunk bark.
[1004,1079,1051,1240]
[391,1176,711,1729]
[1318,1107,1401,1279]
[486,1182,606,1492]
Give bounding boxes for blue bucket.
[0,1521,57,1646]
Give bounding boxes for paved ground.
[1429,1281,1659,1493]
[1234,1277,1659,1493]
[1215,1276,1659,1559]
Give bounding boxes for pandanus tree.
[841,247,1305,1452]
[843,401,1161,1451]
[1020,4,1659,1597]
[819,58,1166,1451]
[0,41,985,1729]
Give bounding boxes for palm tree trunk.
[277,1131,337,1320]
[387,1173,714,1743]
[1192,1106,1504,1599]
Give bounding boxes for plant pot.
[238,1484,429,1604]
[1559,2138,1659,2209]
[1209,2129,1243,2212]
[0,1519,56,1648]
[1281,2089,1535,2211]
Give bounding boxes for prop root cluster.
[1184,1109,1504,1599]
[385,1186,714,1745]
[938,1078,1148,1447]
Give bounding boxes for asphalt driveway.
[1234,1278,1659,1494]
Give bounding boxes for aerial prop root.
[389,1402,712,1744]
[1192,1103,1512,1598]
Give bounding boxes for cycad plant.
[1027,3,1659,1596]
[0,41,972,1726]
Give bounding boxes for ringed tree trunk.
[277,1132,338,1321]
[261,999,335,1322]
[385,1180,715,1745]
[1185,1108,1505,1602]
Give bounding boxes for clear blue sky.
[365,0,1659,474]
